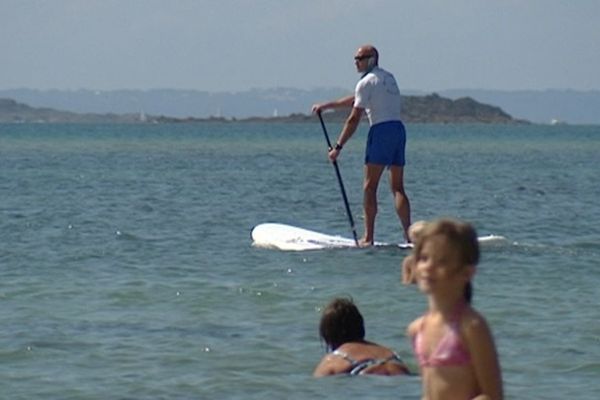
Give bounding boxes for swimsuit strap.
[331,349,359,366]
[388,351,405,364]
[349,352,407,375]
[332,349,406,375]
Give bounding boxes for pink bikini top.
[413,305,472,368]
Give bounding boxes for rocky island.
[0,93,525,124]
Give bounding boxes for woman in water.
[314,297,410,377]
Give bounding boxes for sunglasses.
[354,55,373,61]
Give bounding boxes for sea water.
[1,122,599,399]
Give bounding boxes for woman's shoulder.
[338,341,396,359]
[337,341,379,353]
[313,350,353,377]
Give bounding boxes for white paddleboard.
[251,223,506,252]
[251,223,410,251]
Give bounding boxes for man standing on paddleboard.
[312,44,411,246]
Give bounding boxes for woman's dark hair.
[319,297,365,351]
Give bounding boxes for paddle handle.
[317,112,359,246]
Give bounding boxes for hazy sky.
[2,0,599,92]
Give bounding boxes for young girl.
[407,219,503,400]
[403,220,473,303]
[314,297,410,377]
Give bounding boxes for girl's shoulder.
[459,306,493,339]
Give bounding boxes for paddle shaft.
[317,112,359,246]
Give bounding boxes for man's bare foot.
[358,238,373,248]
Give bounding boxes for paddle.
[317,111,359,246]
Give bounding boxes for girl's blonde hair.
[413,219,479,304]
[413,218,480,267]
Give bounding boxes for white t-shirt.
[353,66,402,126]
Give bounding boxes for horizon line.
[1,87,599,94]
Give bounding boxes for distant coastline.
[3,87,600,124]
[0,94,525,124]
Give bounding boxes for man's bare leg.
[389,165,411,242]
[361,164,385,246]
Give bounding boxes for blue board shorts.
[365,120,406,166]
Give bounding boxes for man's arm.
[328,106,363,161]
[311,95,355,114]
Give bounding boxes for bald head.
[357,44,379,65]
